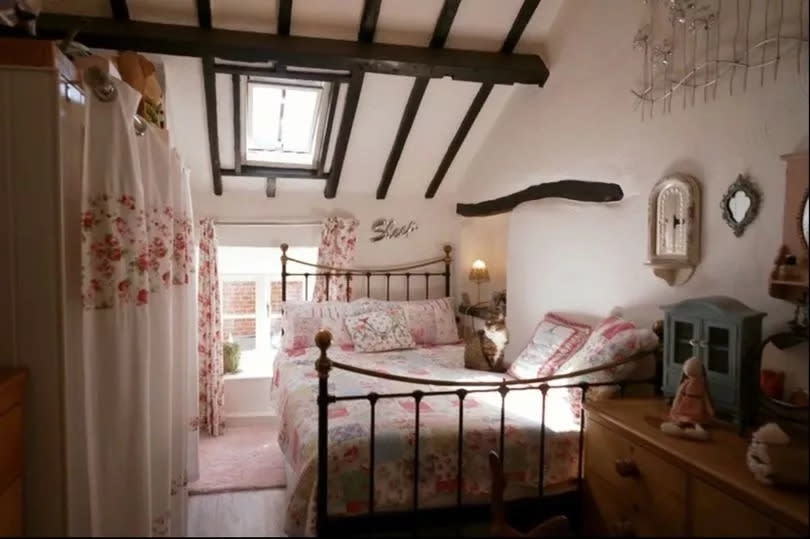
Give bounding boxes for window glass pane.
[248,85,282,150]
[280,88,319,153]
[707,327,730,373]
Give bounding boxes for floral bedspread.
[271,344,581,536]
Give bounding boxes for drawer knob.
[614,458,639,478]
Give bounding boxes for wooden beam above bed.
[455,180,625,217]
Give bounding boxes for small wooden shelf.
[769,278,809,287]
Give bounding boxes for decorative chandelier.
[632,0,808,120]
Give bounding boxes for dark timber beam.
[195,0,212,28]
[109,1,130,21]
[232,74,241,175]
[277,0,292,36]
[202,57,222,195]
[318,82,340,176]
[376,0,460,199]
[425,0,543,198]
[456,181,625,217]
[29,13,548,85]
[358,0,382,43]
[213,63,350,83]
[324,70,364,198]
[221,165,326,179]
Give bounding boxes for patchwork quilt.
[271,344,581,536]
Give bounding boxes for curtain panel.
[312,216,360,302]
[80,78,198,536]
[197,218,225,436]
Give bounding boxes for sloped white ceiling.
[42,0,564,200]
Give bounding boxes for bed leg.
[315,330,333,537]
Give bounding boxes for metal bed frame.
[280,244,661,536]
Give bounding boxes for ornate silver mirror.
[721,174,761,237]
[647,174,701,286]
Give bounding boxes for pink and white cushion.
[346,297,459,345]
[506,313,591,380]
[554,316,659,416]
[344,306,416,352]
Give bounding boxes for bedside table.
[582,399,808,537]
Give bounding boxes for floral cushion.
[344,306,416,352]
[345,297,459,345]
[281,300,383,350]
[506,313,591,380]
[553,316,659,417]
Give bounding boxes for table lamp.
[468,259,490,305]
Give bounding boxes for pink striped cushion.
[506,313,591,380]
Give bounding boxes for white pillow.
[506,313,591,380]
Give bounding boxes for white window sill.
[224,347,277,381]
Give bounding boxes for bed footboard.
[312,328,662,537]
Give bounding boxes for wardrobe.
[0,38,85,536]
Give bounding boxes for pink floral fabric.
[312,216,359,302]
[344,306,416,352]
[553,316,659,417]
[81,194,193,309]
[341,297,460,345]
[270,344,580,536]
[197,218,225,436]
[280,299,384,350]
[506,313,591,380]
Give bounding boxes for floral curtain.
[197,218,225,436]
[79,77,198,536]
[312,216,359,302]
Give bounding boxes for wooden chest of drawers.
[583,399,808,537]
[0,369,27,537]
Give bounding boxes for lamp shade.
[468,259,490,283]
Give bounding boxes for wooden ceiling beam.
[29,13,548,85]
[221,165,326,179]
[195,0,211,29]
[376,0,460,199]
[109,1,130,21]
[277,0,292,36]
[456,181,624,217]
[202,56,222,195]
[425,0,542,199]
[317,82,340,176]
[357,0,382,43]
[323,70,364,199]
[213,63,350,83]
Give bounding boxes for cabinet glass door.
[703,323,733,375]
[672,319,696,364]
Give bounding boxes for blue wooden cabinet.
[661,296,765,430]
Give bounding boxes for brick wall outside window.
[223,281,256,315]
[223,317,256,338]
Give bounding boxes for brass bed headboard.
[280,243,452,302]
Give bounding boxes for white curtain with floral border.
[80,78,198,536]
[312,216,359,301]
[197,218,225,436]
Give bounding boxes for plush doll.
[746,422,808,488]
[660,356,715,440]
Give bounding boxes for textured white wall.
[459,0,809,361]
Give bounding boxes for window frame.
[242,76,332,170]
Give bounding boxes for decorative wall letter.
[370,218,418,242]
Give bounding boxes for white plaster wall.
[459,0,809,362]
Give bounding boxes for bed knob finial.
[315,329,333,351]
[443,244,452,262]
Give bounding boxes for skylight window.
[244,78,330,168]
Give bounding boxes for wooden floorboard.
[187,488,288,537]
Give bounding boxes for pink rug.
[188,423,287,495]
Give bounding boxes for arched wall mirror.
[647,174,701,286]
[721,174,761,237]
